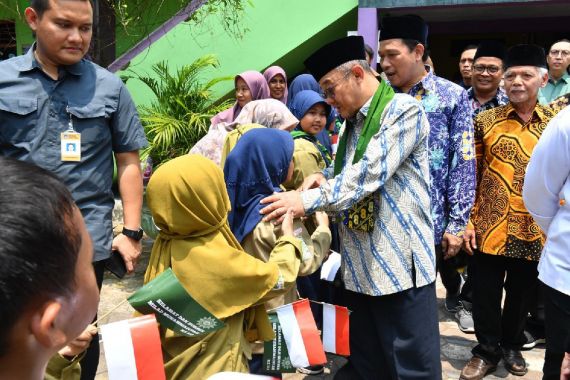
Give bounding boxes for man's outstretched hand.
[260,191,305,224]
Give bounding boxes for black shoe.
[502,348,527,376]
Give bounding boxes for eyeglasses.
[473,64,501,74]
[321,71,351,100]
[549,49,570,58]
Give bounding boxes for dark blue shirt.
[0,47,147,261]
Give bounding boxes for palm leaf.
[128,55,232,165]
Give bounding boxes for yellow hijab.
[144,155,279,324]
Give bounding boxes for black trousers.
[459,254,474,310]
[335,283,442,380]
[435,244,461,296]
[471,253,538,364]
[79,261,105,380]
[542,282,570,380]
[526,280,546,336]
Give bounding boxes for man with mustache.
[456,41,509,335]
[460,44,554,380]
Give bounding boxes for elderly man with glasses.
[260,35,442,379]
[539,39,570,104]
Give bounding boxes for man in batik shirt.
[456,41,509,334]
[460,44,555,380]
[379,15,476,314]
[260,35,442,380]
[468,41,509,117]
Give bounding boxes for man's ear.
[540,72,549,88]
[29,300,68,350]
[414,44,425,63]
[24,7,40,32]
[351,64,365,80]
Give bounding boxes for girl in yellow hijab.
[144,154,303,379]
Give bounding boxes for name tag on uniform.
[61,132,81,161]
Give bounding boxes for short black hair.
[30,0,93,18]
[0,157,81,356]
[402,39,429,62]
[462,44,478,54]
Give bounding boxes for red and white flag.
[275,299,327,368]
[100,314,165,380]
[322,303,350,356]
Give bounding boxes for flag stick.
[93,299,129,326]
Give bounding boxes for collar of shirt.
[406,70,435,98]
[548,72,570,85]
[15,42,83,77]
[347,94,374,126]
[505,101,551,124]
[467,87,508,106]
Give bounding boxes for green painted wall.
[360,0,537,6]
[0,0,180,57]
[114,1,182,57]
[0,0,34,55]
[120,0,358,107]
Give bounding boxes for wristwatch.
[122,227,144,241]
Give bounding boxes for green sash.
[333,80,395,232]
[333,80,395,175]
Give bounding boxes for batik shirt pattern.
[467,87,509,117]
[469,103,555,261]
[301,94,436,296]
[399,72,476,244]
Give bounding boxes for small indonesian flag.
[100,315,165,380]
[275,299,326,368]
[322,303,350,356]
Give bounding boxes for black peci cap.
[304,36,366,82]
[379,15,428,45]
[504,44,547,69]
[474,41,506,62]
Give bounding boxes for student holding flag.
[260,36,441,379]
[143,154,306,379]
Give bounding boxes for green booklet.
[128,268,225,337]
[263,314,296,373]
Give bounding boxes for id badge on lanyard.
[61,106,81,162]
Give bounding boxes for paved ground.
[95,237,545,379]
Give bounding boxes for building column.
[357,7,378,70]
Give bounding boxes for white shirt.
[523,106,570,296]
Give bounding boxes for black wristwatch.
[122,227,144,241]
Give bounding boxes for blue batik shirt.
[302,93,436,296]
[0,46,148,261]
[394,71,476,245]
[467,87,509,118]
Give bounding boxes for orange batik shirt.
[468,103,556,261]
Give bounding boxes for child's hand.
[281,208,295,237]
[58,324,97,358]
[315,211,329,228]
